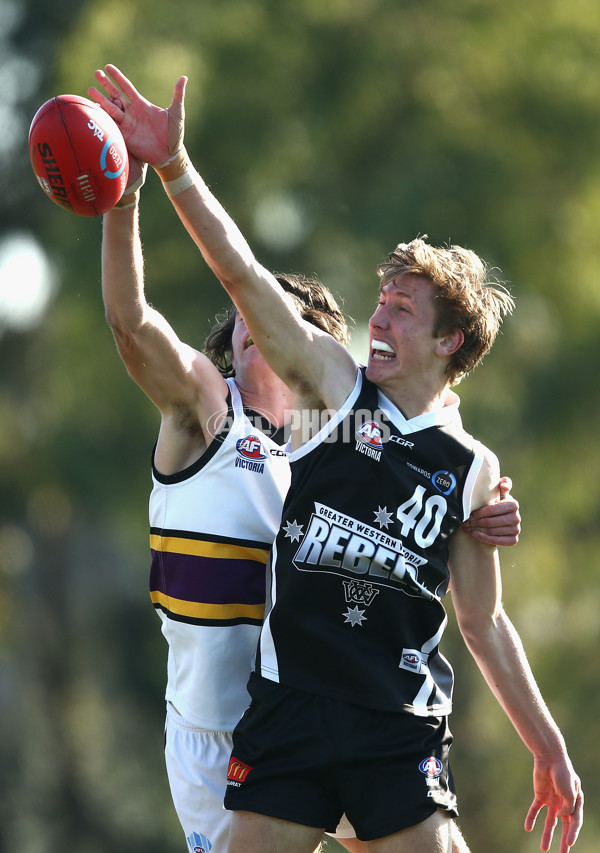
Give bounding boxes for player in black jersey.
[170,225,580,849]
[212,239,582,853]
[88,68,573,853]
[220,240,582,853]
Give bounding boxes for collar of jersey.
[376,387,462,435]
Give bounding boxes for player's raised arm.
[89,65,356,412]
[100,154,230,476]
[448,454,583,853]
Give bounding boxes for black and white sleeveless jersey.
[256,368,486,717]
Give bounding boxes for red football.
[28,94,129,217]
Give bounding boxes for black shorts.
[224,673,458,841]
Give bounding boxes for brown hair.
[377,237,514,385]
[204,273,350,377]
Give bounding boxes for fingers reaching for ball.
[88,65,187,168]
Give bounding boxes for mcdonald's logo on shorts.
[227,756,253,785]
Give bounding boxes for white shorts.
[165,703,233,852]
[164,703,356,850]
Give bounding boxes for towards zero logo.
[432,470,456,495]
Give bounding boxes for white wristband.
[125,163,148,195]
[163,167,198,197]
[157,148,184,170]
[114,194,139,209]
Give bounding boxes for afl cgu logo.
[236,435,267,460]
[355,421,383,462]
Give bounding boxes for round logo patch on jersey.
[356,421,383,448]
[236,435,267,461]
[419,756,443,778]
[432,470,456,495]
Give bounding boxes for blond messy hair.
[377,237,514,385]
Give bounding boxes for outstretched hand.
[88,64,187,167]
[463,475,521,546]
[525,757,583,853]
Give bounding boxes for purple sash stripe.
[150,550,266,605]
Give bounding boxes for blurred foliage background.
[1,0,598,851]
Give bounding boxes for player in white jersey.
[94,67,524,853]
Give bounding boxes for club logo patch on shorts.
[419,756,443,779]
[186,830,212,853]
[227,756,253,786]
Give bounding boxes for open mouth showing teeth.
[244,337,254,350]
[371,339,395,360]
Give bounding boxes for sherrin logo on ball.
[28,94,129,217]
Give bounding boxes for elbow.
[104,304,121,333]
[104,306,141,356]
[211,255,266,299]
[458,621,486,655]
[457,609,499,657]
[104,305,128,338]
[459,603,511,665]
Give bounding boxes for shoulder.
[187,346,231,394]
[470,441,501,511]
[296,337,359,412]
[155,353,231,475]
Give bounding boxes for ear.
[435,328,464,357]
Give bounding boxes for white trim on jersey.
[376,387,463,434]
[258,545,281,683]
[461,439,486,520]
[410,613,453,716]
[288,367,363,462]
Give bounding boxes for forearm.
[155,149,261,294]
[101,202,146,332]
[462,607,567,761]
[153,150,338,392]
